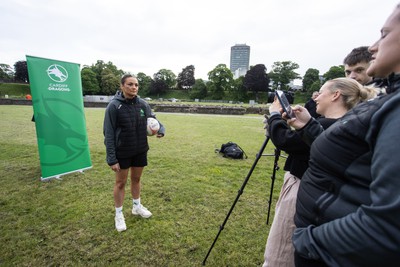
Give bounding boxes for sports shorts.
[118,152,148,169]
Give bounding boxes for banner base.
[40,166,92,182]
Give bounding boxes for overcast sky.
[1,0,396,82]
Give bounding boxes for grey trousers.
[262,172,299,267]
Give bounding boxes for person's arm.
[293,96,400,266]
[267,99,308,153]
[282,105,324,146]
[295,118,324,146]
[103,102,119,166]
[286,105,312,129]
[268,114,309,153]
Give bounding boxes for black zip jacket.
[267,114,336,179]
[103,92,165,166]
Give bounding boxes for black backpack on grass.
[216,142,247,159]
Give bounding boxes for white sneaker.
[115,213,127,232]
[132,204,152,218]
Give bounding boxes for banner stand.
[27,55,92,181]
[40,167,92,182]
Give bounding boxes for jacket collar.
[386,73,400,94]
[115,91,138,104]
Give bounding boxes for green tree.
[89,60,124,93]
[91,60,124,80]
[302,68,320,93]
[154,69,176,91]
[81,67,100,95]
[136,72,152,97]
[268,61,301,90]
[14,60,29,83]
[233,76,248,102]
[0,64,14,81]
[243,64,269,102]
[105,61,124,78]
[150,78,168,97]
[101,69,119,95]
[177,65,195,90]
[150,69,176,97]
[207,64,234,100]
[310,80,322,92]
[189,79,208,100]
[89,60,106,85]
[323,65,345,81]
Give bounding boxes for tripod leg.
[202,137,270,266]
[266,148,281,225]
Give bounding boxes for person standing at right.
[290,4,400,266]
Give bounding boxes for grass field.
[0,105,286,266]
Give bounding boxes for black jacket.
[103,92,165,166]
[293,73,400,267]
[267,113,336,179]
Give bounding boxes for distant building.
[84,95,114,102]
[230,44,250,78]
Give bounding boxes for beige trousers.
[262,172,300,267]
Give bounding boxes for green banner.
[26,56,92,181]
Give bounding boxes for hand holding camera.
[286,105,312,130]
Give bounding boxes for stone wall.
[0,99,33,105]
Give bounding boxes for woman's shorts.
[118,152,148,169]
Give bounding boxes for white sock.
[133,198,141,207]
[115,206,123,215]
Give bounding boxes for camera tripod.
[202,136,286,265]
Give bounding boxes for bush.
[0,83,30,97]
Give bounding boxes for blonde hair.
[325,78,375,110]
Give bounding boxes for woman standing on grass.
[103,74,165,232]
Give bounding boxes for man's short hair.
[343,46,372,66]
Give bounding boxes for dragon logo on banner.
[47,64,68,82]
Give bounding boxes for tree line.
[0,60,345,101]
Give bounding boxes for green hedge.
[0,83,31,98]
